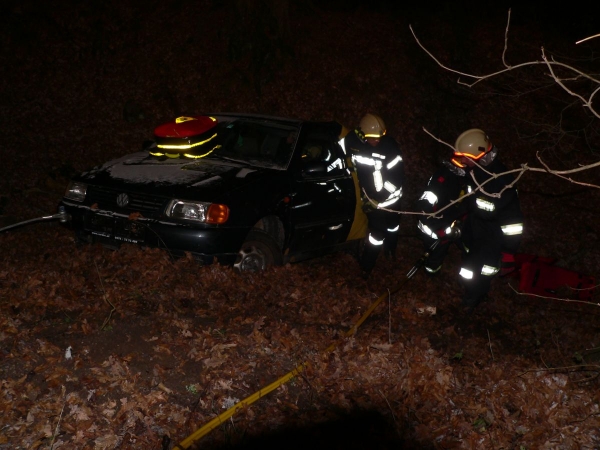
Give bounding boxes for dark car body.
[59,113,367,270]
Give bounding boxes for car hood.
[77,151,275,197]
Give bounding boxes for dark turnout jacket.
[342,130,405,208]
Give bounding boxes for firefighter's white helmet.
[454,128,491,158]
[359,113,386,139]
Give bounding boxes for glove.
[361,197,378,213]
[444,221,462,241]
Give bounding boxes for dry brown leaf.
[203,356,227,368]
[128,211,143,221]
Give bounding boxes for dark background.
[1,1,600,449]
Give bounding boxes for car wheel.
[234,230,283,272]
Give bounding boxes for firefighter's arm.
[471,173,518,218]
[472,190,516,219]
[418,214,462,243]
[444,220,462,241]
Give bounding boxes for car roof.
[206,112,303,128]
[201,113,343,144]
[204,113,341,131]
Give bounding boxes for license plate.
[114,218,145,243]
[88,215,145,244]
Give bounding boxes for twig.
[551,331,565,361]
[537,151,600,189]
[540,353,550,369]
[508,283,600,308]
[388,289,391,345]
[94,260,116,330]
[569,411,600,424]
[501,8,511,68]
[487,329,494,361]
[576,33,600,45]
[409,23,547,88]
[541,47,600,120]
[50,399,66,450]
[378,389,397,424]
[410,20,600,87]
[518,363,600,377]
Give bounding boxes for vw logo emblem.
[116,193,130,208]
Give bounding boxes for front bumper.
[60,201,249,265]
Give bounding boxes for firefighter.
[451,128,524,309]
[339,113,405,276]
[415,160,469,276]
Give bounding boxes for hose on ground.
[173,240,439,449]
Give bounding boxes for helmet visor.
[364,129,386,139]
[454,149,488,160]
[452,146,490,167]
[450,157,467,168]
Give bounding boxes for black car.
[59,113,368,270]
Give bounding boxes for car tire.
[234,229,283,272]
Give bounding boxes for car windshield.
[209,120,298,170]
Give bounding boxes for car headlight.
[64,181,87,202]
[166,200,229,224]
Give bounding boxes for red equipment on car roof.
[151,116,219,158]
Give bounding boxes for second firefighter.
[339,113,405,276]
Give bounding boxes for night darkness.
[1,1,599,449]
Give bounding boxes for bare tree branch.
[576,33,600,45]
[508,283,600,308]
[541,47,600,120]
[408,17,600,105]
[501,8,511,68]
[399,9,600,220]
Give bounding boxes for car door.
[286,132,357,253]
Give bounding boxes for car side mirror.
[302,161,328,177]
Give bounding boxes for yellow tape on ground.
[174,275,413,449]
[174,363,307,449]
